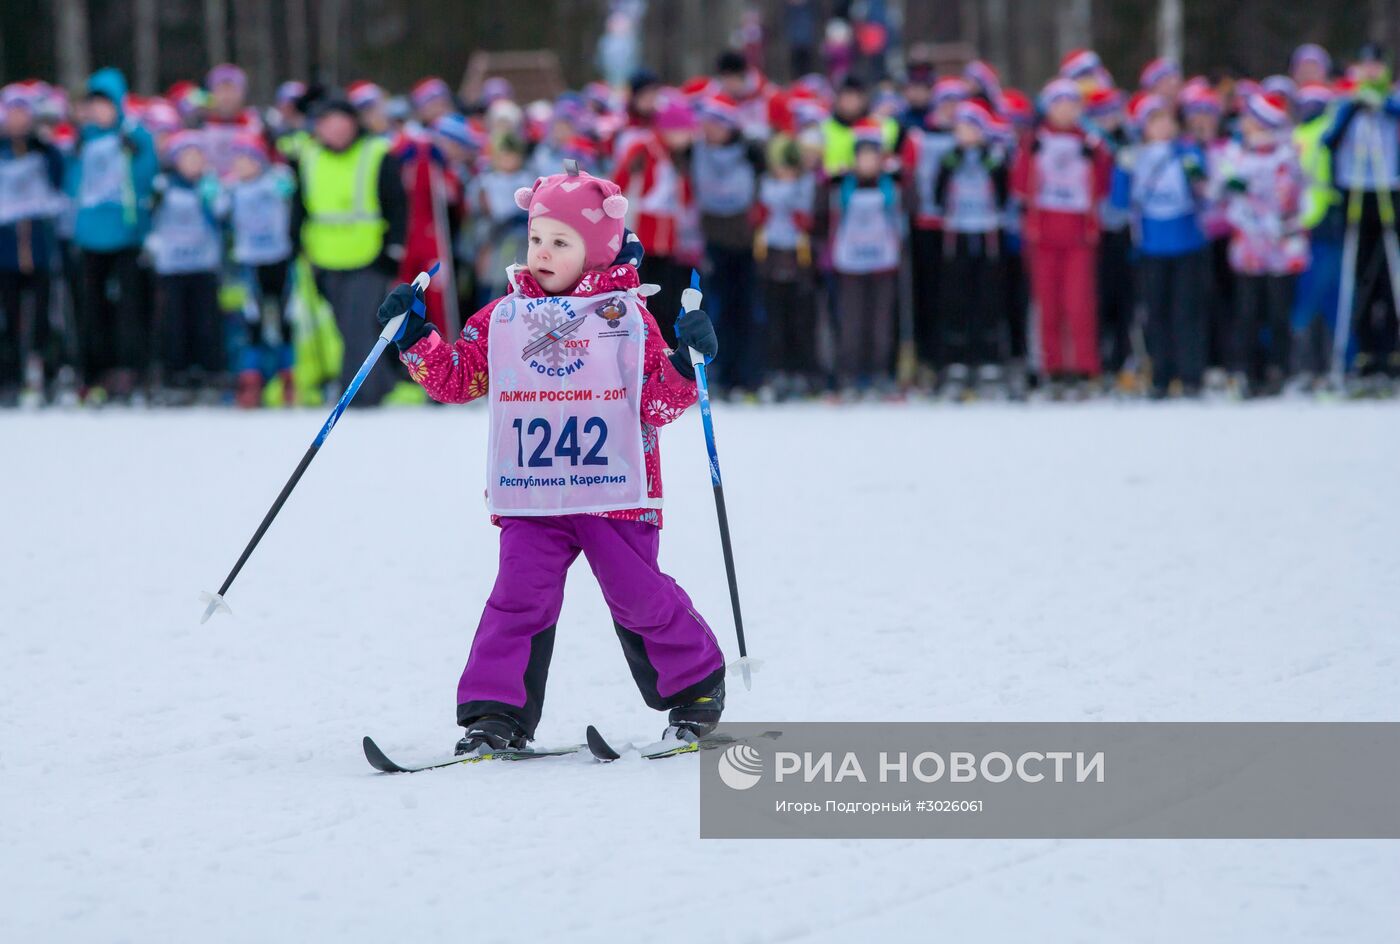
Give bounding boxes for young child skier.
[374,163,727,756]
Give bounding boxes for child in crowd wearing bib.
[147,131,228,397]
[375,162,727,756]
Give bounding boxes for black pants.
[939,232,1004,368]
[909,226,942,367]
[157,271,223,382]
[0,268,53,388]
[79,247,144,383]
[762,253,817,377]
[314,265,396,406]
[1138,250,1207,390]
[1349,192,1400,375]
[703,243,760,390]
[1004,247,1029,362]
[836,270,896,383]
[1206,236,1235,370]
[244,260,293,346]
[1098,227,1135,374]
[1234,273,1295,384]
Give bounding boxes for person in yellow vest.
[291,92,407,405]
[820,77,899,177]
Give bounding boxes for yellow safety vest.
[299,135,390,270]
[821,116,899,176]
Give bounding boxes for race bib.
[0,154,66,224]
[485,288,652,516]
[832,186,899,273]
[1036,133,1092,213]
[77,135,128,209]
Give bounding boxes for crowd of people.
[2,31,1400,408]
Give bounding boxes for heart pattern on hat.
[581,207,604,224]
[560,180,583,192]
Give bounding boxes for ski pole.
[680,270,758,690]
[1332,113,1372,387]
[199,263,439,624]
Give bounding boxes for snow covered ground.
[3,399,1397,942]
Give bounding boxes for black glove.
[668,307,717,380]
[1225,177,1247,194]
[377,281,434,352]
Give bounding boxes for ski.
[584,726,782,762]
[362,735,582,774]
[585,725,621,762]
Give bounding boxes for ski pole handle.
[681,286,706,368]
[378,264,439,343]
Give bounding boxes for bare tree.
[1057,0,1092,56]
[1158,0,1183,61]
[319,0,342,85]
[205,0,229,66]
[134,0,159,94]
[54,0,92,91]
[984,0,1011,76]
[234,0,276,102]
[286,0,311,81]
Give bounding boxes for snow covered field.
[4,400,1398,942]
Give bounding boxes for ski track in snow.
[3,401,1397,942]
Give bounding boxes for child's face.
[1240,113,1271,144]
[175,147,206,179]
[953,120,984,147]
[854,145,882,178]
[231,153,261,181]
[528,218,588,294]
[1186,111,1219,141]
[493,147,523,172]
[1046,98,1082,128]
[660,128,693,151]
[702,118,731,145]
[1144,111,1177,143]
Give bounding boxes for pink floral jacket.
[398,263,697,527]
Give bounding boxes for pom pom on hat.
[602,193,628,219]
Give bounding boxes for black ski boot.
[663,679,725,743]
[454,714,529,756]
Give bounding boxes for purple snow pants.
[456,515,727,737]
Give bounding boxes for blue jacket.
[1111,139,1206,257]
[65,68,158,253]
[0,135,66,271]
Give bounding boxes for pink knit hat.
[514,163,630,272]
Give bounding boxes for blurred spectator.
[292,92,406,405]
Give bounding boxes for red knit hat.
[514,164,630,272]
